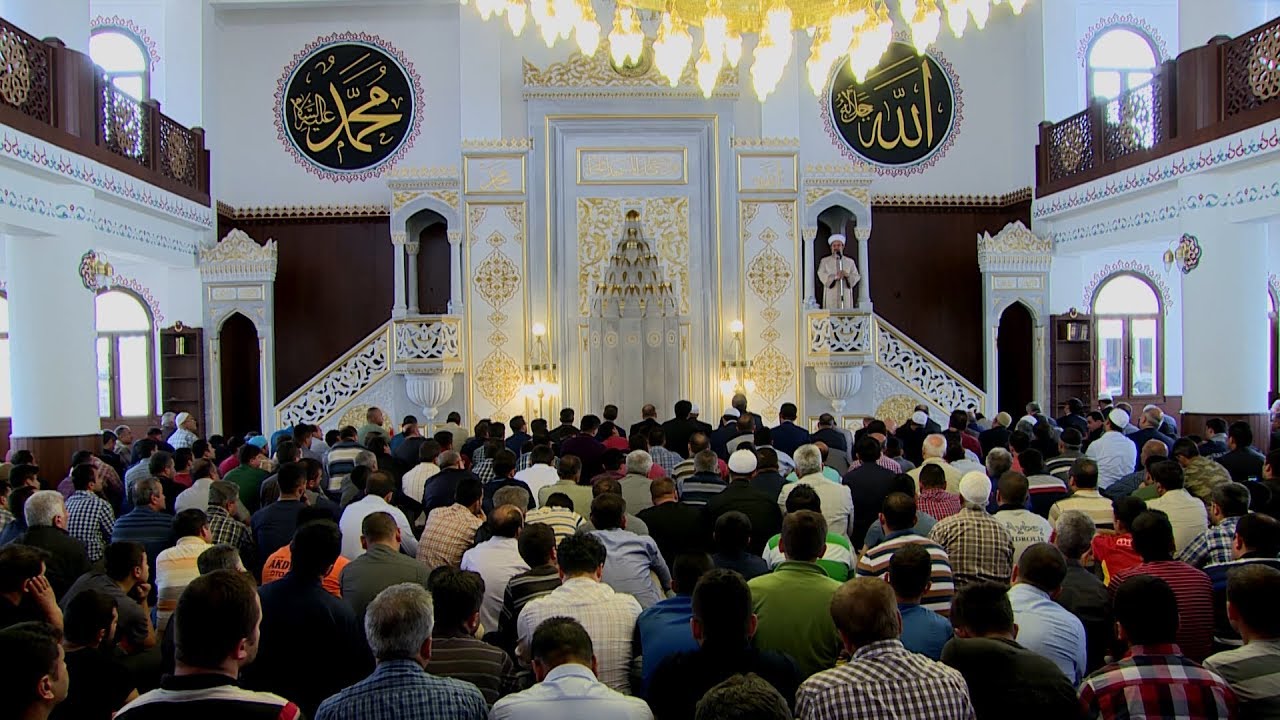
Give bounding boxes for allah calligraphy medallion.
[276,33,422,182]
[824,41,961,175]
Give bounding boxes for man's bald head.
[489,504,524,538]
[1140,439,1169,464]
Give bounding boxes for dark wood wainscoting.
[1182,412,1271,453]
[11,434,101,489]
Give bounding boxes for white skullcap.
[690,403,701,414]
[911,411,929,426]
[828,234,846,246]
[958,472,992,506]
[723,408,741,418]
[1097,392,1113,401]
[728,449,758,474]
[1108,409,1130,429]
[175,412,191,425]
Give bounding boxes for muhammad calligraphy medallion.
[276,33,422,182]
[824,42,959,174]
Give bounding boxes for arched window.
[0,293,9,418]
[96,289,154,420]
[89,28,149,100]
[1087,27,1158,102]
[1093,273,1162,401]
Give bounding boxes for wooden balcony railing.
[1037,14,1280,197]
[0,15,209,205]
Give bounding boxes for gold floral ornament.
[476,350,524,410]
[1249,27,1280,102]
[875,394,919,424]
[746,246,793,305]
[473,251,521,309]
[164,133,194,182]
[750,345,794,404]
[0,29,31,107]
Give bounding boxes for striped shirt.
[1047,489,1115,532]
[1112,561,1215,662]
[1079,644,1236,720]
[796,639,975,720]
[314,659,487,720]
[1204,639,1280,719]
[855,530,955,615]
[1204,557,1280,648]
[1025,474,1068,517]
[155,537,209,632]
[424,632,520,706]
[116,673,302,720]
[524,506,584,542]
[928,507,1014,588]
[848,455,903,474]
[497,564,561,649]
[65,490,115,563]
[763,532,854,581]
[676,472,728,508]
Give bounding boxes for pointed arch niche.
[978,221,1052,417]
[200,229,278,434]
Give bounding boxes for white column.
[802,225,817,308]
[5,234,99,436]
[0,0,89,52]
[854,227,872,309]
[391,231,407,318]
[447,230,464,314]
[405,241,420,315]
[1181,223,1268,414]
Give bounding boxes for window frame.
[95,287,156,422]
[1091,271,1164,403]
[1269,285,1278,407]
[1085,25,1160,103]
[89,27,151,101]
[0,291,8,418]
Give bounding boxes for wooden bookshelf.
[1051,313,1093,412]
[160,323,205,429]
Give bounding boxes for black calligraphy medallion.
[826,42,957,171]
[277,35,420,181]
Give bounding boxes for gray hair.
[133,477,162,507]
[492,485,530,511]
[626,450,654,476]
[922,434,947,460]
[437,450,461,469]
[1015,418,1036,435]
[693,449,719,474]
[365,582,434,660]
[24,490,65,527]
[985,447,1013,479]
[1054,510,1096,560]
[208,479,240,508]
[793,444,823,477]
[354,450,378,470]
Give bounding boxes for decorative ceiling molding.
[872,187,1033,208]
[732,137,800,149]
[217,202,389,221]
[522,40,739,99]
[461,138,534,152]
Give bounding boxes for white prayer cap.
[175,412,191,425]
[728,450,758,474]
[1108,409,1130,429]
[723,408,741,419]
[690,403,701,415]
[911,411,929,426]
[828,234,846,247]
[1097,392,1113,402]
[958,472,992,506]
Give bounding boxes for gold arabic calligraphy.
[581,152,684,182]
[832,47,952,161]
[288,46,408,166]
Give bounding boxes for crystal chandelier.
[463,0,1028,100]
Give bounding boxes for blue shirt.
[111,507,173,584]
[898,603,953,660]
[590,529,671,609]
[315,659,487,720]
[489,663,653,720]
[635,595,698,692]
[862,511,937,551]
[251,499,307,562]
[506,432,532,455]
[1007,583,1088,683]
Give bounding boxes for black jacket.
[19,526,90,598]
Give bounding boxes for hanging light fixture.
[466,0,1029,100]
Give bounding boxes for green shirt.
[224,465,269,513]
[1133,484,1159,501]
[358,423,389,447]
[748,560,842,679]
[762,532,854,581]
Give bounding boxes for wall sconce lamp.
[79,250,114,291]
[1162,233,1201,275]
[523,322,559,419]
[719,319,754,395]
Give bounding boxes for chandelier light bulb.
[724,32,743,67]
[967,0,991,30]
[703,5,728,59]
[904,0,941,53]
[944,0,969,37]
[609,5,644,65]
[1008,0,1029,14]
[653,11,694,87]
[696,43,721,98]
[506,0,527,34]
[574,0,599,55]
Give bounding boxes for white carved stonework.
[405,242,420,255]
[393,318,463,364]
[876,318,983,412]
[405,373,456,422]
[977,221,1053,274]
[808,312,872,354]
[447,230,463,246]
[992,276,1018,290]
[391,231,407,245]
[853,227,872,242]
[199,229,278,283]
[278,330,391,426]
[815,367,864,413]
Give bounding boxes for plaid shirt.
[1178,515,1241,569]
[917,488,962,520]
[315,659,487,720]
[928,507,1014,588]
[848,455,903,474]
[516,577,642,694]
[0,505,12,533]
[206,506,255,563]
[649,446,681,476]
[65,490,115,563]
[418,503,484,572]
[796,639,975,720]
[474,459,496,484]
[1079,644,1237,719]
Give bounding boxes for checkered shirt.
[315,659,487,720]
[1177,515,1241,569]
[649,446,681,476]
[517,453,559,472]
[65,490,115,563]
[928,507,1014,588]
[516,577,642,694]
[848,455,903,474]
[206,505,255,560]
[1079,644,1237,719]
[917,488,962,520]
[796,639,975,720]
[418,503,484,572]
[474,459,496,484]
[0,505,12,533]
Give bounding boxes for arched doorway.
[997,302,1035,415]
[408,208,451,314]
[219,312,262,438]
[815,205,857,309]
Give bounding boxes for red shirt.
[603,436,630,452]
[1092,532,1142,585]
[218,455,240,476]
[1109,561,1215,662]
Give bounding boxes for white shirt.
[992,508,1053,564]
[174,478,212,516]
[517,577,642,694]
[460,536,529,635]
[489,663,653,720]
[951,458,985,476]
[401,462,440,506]
[1146,488,1210,555]
[1008,583,1088,684]
[778,472,854,537]
[515,464,560,507]
[167,428,198,449]
[1086,431,1137,490]
[338,494,419,559]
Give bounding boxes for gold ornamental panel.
[1250,29,1280,101]
[473,250,521,309]
[746,245,793,306]
[875,395,920,425]
[750,345,795,405]
[0,29,31,107]
[475,349,524,413]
